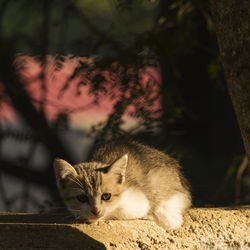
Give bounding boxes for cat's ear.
[54,159,77,187]
[108,154,128,184]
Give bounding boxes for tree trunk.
[210,0,250,162]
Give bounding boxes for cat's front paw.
[154,212,183,230]
[163,214,183,230]
[153,193,190,230]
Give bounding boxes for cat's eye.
[101,193,111,201]
[76,194,88,203]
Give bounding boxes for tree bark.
[210,0,250,161]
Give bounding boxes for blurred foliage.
[0,0,248,212]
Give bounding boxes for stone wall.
[0,207,249,249]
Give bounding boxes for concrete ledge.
[0,207,249,249]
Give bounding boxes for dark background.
[0,0,248,212]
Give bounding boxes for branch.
[235,155,248,204]
[71,7,123,54]
[0,56,73,163]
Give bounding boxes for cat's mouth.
[85,215,104,224]
[88,214,103,221]
[86,219,99,224]
[76,214,103,223]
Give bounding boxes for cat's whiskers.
[72,214,82,224]
[64,209,80,220]
[60,213,77,221]
[69,208,80,213]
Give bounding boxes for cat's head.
[54,154,128,223]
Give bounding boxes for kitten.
[54,140,191,230]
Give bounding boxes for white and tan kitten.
[54,140,191,230]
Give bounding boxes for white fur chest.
[112,188,150,219]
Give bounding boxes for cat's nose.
[91,206,100,216]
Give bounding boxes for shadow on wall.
[0,213,106,250]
